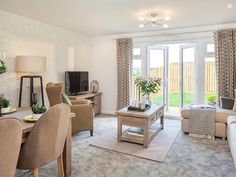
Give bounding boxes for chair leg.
[57,154,65,177]
[32,168,39,177]
[90,129,93,136]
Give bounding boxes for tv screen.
[65,71,89,94]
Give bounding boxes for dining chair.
[17,104,70,177]
[46,82,94,135]
[0,118,22,177]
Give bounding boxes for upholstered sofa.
[227,116,236,167]
[181,107,236,139]
[181,106,236,167]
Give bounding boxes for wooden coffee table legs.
[117,111,164,148]
[117,118,122,143]
[143,120,148,148]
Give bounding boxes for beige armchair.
[46,82,94,136]
[0,118,22,177]
[17,104,70,177]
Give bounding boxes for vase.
[2,106,11,113]
[145,94,152,106]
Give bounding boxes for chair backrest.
[46,82,63,107]
[0,118,22,177]
[17,104,70,169]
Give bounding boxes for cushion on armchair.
[62,94,72,106]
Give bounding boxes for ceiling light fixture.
[138,13,171,28]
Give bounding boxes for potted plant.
[0,54,7,74]
[0,98,10,113]
[207,95,217,105]
[31,103,47,120]
[135,76,161,105]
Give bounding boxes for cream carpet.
[16,117,236,177]
[90,118,180,162]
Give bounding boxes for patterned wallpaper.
[0,10,91,107]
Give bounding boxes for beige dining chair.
[46,82,94,135]
[17,104,70,177]
[0,118,22,177]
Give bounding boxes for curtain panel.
[116,38,133,110]
[214,29,236,101]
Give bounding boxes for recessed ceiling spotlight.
[138,13,170,28]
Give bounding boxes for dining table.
[1,107,74,177]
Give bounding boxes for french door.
[147,43,196,112]
[179,44,196,108]
[147,46,168,110]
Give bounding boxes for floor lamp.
[16,56,46,107]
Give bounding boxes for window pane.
[207,44,215,53]
[149,49,164,105]
[132,59,141,101]
[205,57,216,104]
[133,48,141,56]
[183,47,195,106]
[150,49,164,69]
[133,60,141,75]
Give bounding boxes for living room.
[0,0,236,177]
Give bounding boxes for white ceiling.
[0,0,235,36]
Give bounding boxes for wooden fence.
[132,61,216,99]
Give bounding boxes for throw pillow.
[220,97,235,110]
[62,93,72,106]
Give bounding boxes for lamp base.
[18,75,45,107]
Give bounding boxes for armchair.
[46,82,94,136]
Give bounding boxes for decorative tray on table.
[0,107,17,115]
[23,114,43,123]
[128,104,151,112]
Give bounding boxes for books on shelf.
[126,127,144,137]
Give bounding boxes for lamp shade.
[16,56,46,73]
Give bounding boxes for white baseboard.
[101,110,116,116]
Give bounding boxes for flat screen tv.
[65,71,89,95]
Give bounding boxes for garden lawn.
[152,92,216,107]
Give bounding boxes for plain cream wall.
[0,10,91,107]
[90,36,117,114]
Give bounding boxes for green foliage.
[0,60,6,74]
[31,103,47,114]
[135,76,161,96]
[0,99,10,108]
[207,95,217,105]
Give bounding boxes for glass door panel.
[167,44,180,115]
[147,46,168,107]
[180,45,196,108]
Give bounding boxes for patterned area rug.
[90,119,180,162]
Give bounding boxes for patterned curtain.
[214,29,236,102]
[116,38,133,110]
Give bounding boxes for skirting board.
[101,110,116,116]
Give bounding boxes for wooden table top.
[116,104,165,118]
[2,107,75,134]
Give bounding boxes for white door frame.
[179,44,197,108]
[147,45,169,110]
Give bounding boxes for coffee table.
[116,104,165,148]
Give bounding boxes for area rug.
[90,118,180,162]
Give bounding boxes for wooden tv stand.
[68,92,102,115]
